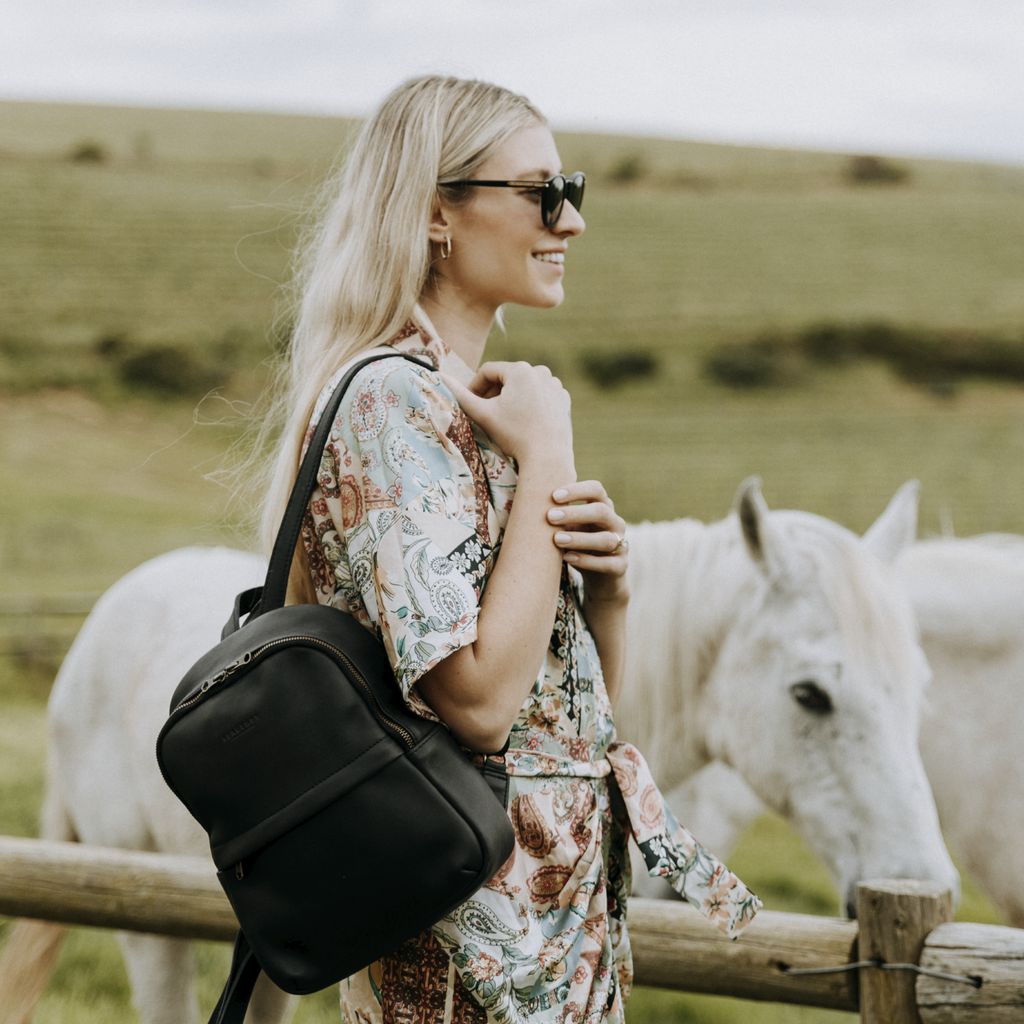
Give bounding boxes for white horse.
[615,478,958,916]
[634,488,1024,928]
[0,479,959,1023]
[0,548,290,1024]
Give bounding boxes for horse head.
[706,478,958,916]
[619,479,960,917]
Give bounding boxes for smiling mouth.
[532,252,564,264]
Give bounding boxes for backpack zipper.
[171,635,415,748]
[172,652,253,714]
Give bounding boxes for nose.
[554,201,585,237]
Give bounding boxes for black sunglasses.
[444,171,585,227]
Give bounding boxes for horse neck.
[619,514,754,788]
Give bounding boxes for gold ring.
[611,535,628,555]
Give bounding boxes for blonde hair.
[257,75,543,599]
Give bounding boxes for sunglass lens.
[565,172,585,214]
[543,175,566,227]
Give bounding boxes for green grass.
[0,392,244,594]
[0,99,1021,1022]
[3,99,1024,357]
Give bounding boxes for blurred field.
[0,99,1021,1021]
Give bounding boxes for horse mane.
[771,510,924,709]
[618,515,756,784]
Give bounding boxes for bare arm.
[415,362,576,752]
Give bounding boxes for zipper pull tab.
[235,861,245,880]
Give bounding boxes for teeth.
[533,252,564,263]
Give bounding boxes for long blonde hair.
[258,75,542,599]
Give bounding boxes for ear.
[427,198,453,246]
[862,479,920,564]
[735,476,790,581]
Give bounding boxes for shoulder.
[346,353,444,407]
[313,353,458,453]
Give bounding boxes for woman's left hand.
[547,480,629,605]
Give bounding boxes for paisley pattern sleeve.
[606,743,761,938]
[303,359,495,699]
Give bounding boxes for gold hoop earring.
[441,236,452,260]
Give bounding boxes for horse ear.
[863,479,920,564]
[735,476,784,579]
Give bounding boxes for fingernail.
[564,552,579,562]
[554,532,573,544]
[548,509,565,522]
[552,489,569,501]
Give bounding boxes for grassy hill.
[3,98,1024,355]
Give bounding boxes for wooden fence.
[0,835,1021,1021]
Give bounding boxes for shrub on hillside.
[69,140,108,164]
[708,321,1024,392]
[846,155,908,185]
[94,333,128,360]
[705,335,801,388]
[794,322,1024,385]
[580,350,658,388]
[608,153,648,183]
[119,345,226,396]
[800,323,859,364]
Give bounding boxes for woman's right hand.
[442,361,575,470]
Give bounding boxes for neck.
[418,288,495,371]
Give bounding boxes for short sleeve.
[304,359,494,700]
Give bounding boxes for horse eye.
[790,680,834,714]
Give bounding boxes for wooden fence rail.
[0,835,1021,1020]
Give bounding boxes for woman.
[260,75,759,1024]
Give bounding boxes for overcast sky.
[4,0,1023,164]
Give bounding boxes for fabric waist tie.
[504,748,612,779]
[504,740,762,939]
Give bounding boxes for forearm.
[583,591,629,709]
[416,455,574,751]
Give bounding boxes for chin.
[526,286,565,309]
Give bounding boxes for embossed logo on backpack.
[222,715,260,743]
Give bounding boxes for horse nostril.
[846,899,858,920]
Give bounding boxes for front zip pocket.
[169,635,415,749]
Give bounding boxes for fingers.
[547,498,624,537]
[552,528,627,556]
[468,361,553,397]
[550,510,627,562]
[551,479,613,508]
[441,362,572,469]
[440,374,489,419]
[546,478,627,573]
[561,549,629,573]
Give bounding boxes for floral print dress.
[299,310,760,1024]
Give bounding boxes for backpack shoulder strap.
[208,931,262,1024]
[253,350,431,618]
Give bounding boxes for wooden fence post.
[857,878,954,1024]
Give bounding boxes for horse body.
[0,482,961,1021]
[0,547,294,1024]
[615,480,958,916]
[896,534,1024,926]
